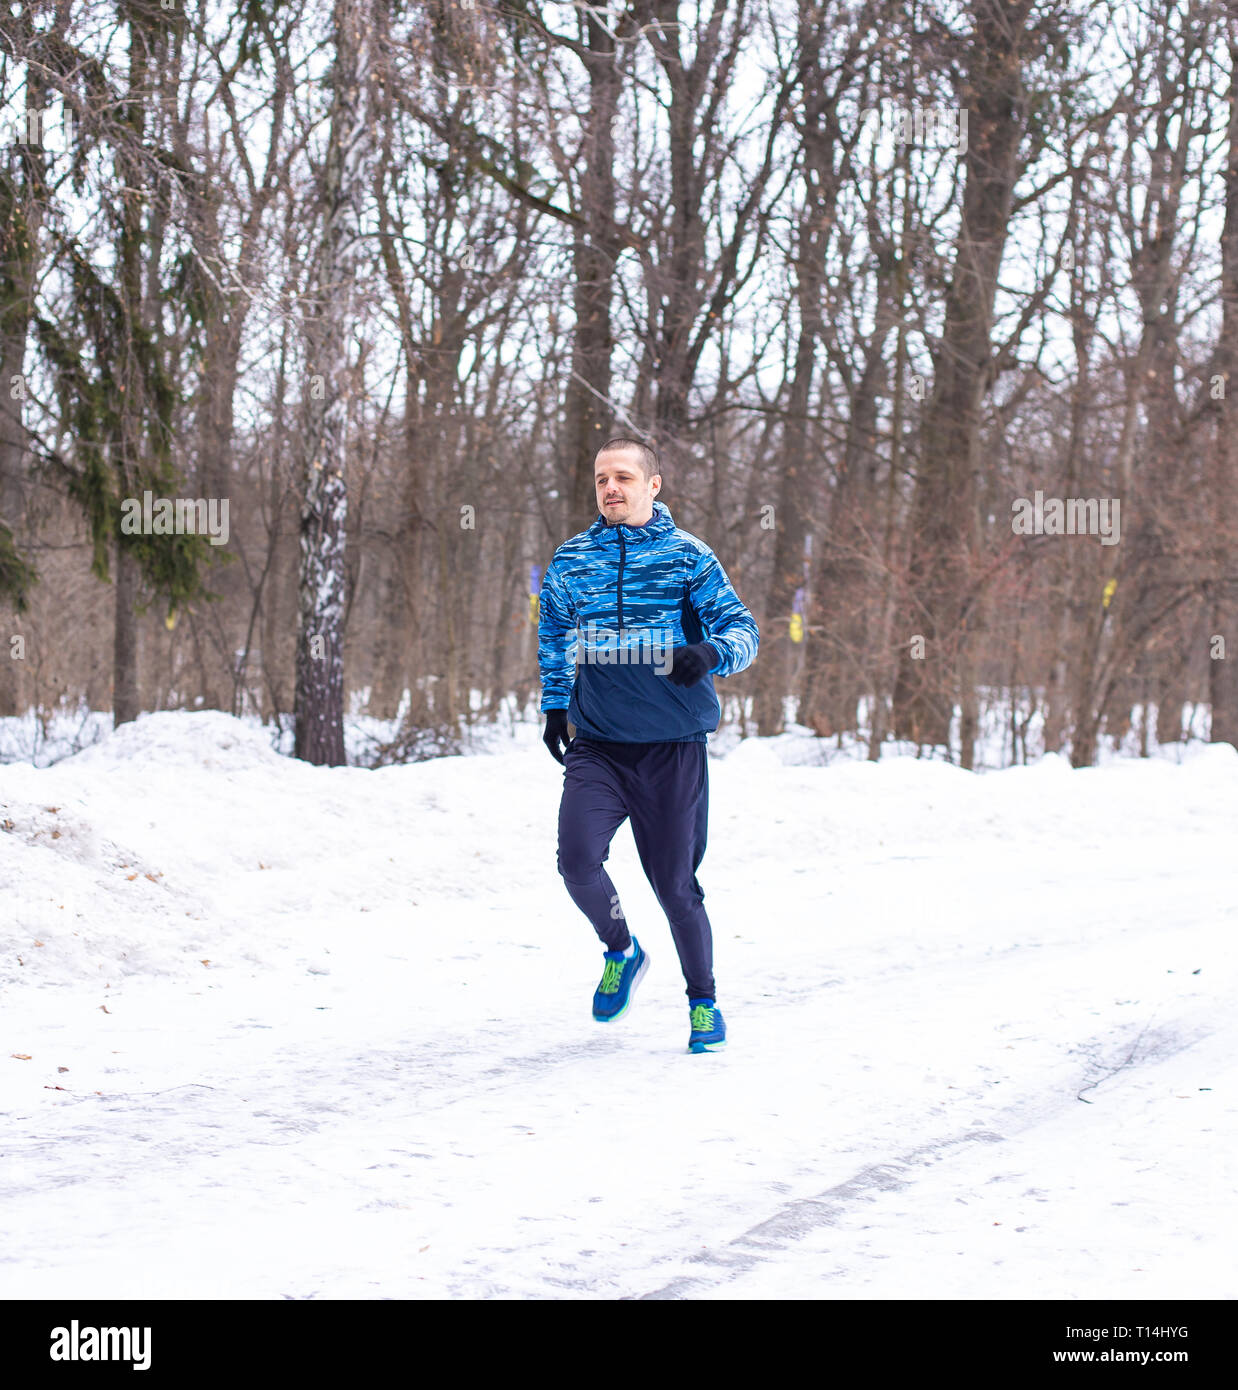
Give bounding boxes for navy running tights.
[556,735,714,1000]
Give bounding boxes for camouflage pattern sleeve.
[686,548,759,678]
[537,557,577,711]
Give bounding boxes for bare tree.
[294,0,383,765]
[892,0,1037,766]
[1209,0,1238,747]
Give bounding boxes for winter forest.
[2,2,1236,1316]
[1,0,1236,769]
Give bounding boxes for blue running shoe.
[592,938,649,1022]
[688,997,726,1052]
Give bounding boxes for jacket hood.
[587,499,675,548]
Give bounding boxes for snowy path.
[2,714,1235,1299]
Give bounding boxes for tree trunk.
[0,86,46,560]
[892,0,1034,758]
[1211,7,1238,748]
[113,537,140,725]
[0,77,47,713]
[564,10,625,533]
[754,3,864,735]
[294,0,380,766]
[113,4,152,729]
[1043,167,1096,754]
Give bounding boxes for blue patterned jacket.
[538,501,759,742]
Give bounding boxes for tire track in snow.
[631,1011,1225,1300]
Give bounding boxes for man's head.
[594,437,661,527]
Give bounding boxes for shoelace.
[690,1004,715,1033]
[600,958,626,994]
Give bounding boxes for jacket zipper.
[616,528,626,630]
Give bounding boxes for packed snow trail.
[1,713,1234,1299]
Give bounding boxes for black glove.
[542,708,572,764]
[666,642,720,687]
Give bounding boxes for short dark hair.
[595,437,660,483]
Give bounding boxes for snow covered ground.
[1,710,1235,1300]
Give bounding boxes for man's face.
[595,449,660,527]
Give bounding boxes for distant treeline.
[0,0,1235,767]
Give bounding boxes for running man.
[537,438,760,1053]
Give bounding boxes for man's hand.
[665,642,719,687]
[542,708,572,764]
